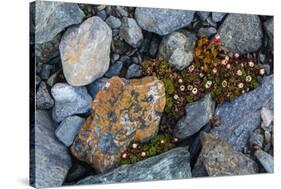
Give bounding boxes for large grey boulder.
[35,1,84,44]
[174,94,215,139]
[135,7,194,35]
[59,16,112,86]
[211,75,273,150]
[31,110,72,188]
[218,14,263,54]
[77,147,191,185]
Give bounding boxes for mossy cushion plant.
[142,35,265,117]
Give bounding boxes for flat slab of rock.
[218,14,263,54]
[135,7,194,35]
[71,76,166,173]
[35,1,84,44]
[174,94,215,139]
[60,16,112,86]
[211,75,273,150]
[31,110,72,188]
[200,132,258,176]
[77,147,191,184]
[255,149,274,173]
[51,83,92,122]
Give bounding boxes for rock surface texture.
[59,16,112,86]
[77,147,191,184]
[135,7,194,35]
[31,110,72,188]
[71,76,166,173]
[120,17,143,48]
[35,1,84,44]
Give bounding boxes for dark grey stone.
[211,75,273,150]
[55,116,85,147]
[106,16,121,29]
[96,10,107,20]
[149,37,160,57]
[249,130,264,148]
[77,147,191,185]
[218,14,263,54]
[197,11,210,21]
[51,83,92,122]
[36,82,54,110]
[116,6,128,17]
[87,77,109,100]
[198,27,217,38]
[35,1,84,44]
[120,17,143,48]
[255,149,274,173]
[36,75,41,87]
[126,64,142,79]
[31,110,72,188]
[135,7,194,35]
[105,61,124,77]
[212,12,226,22]
[47,70,61,87]
[174,94,215,139]
[39,64,53,80]
[264,18,273,50]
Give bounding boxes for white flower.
[260,68,265,75]
[188,65,195,72]
[199,73,204,78]
[178,78,183,83]
[246,75,252,82]
[212,68,217,74]
[132,143,138,149]
[221,59,227,65]
[234,53,239,58]
[236,70,243,76]
[225,56,230,61]
[222,80,228,88]
[248,61,255,67]
[242,90,245,94]
[173,137,178,143]
[187,85,193,91]
[215,34,221,40]
[160,140,165,144]
[240,63,244,67]
[205,81,212,89]
[173,94,179,100]
[141,152,146,157]
[180,85,185,91]
[238,83,244,89]
[192,88,198,95]
[122,153,127,159]
[226,64,231,69]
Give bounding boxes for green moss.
[164,97,173,113]
[163,78,175,95]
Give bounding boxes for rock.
[200,132,258,176]
[39,64,53,80]
[96,10,107,20]
[51,83,92,122]
[261,107,273,128]
[255,149,274,173]
[126,64,142,79]
[135,7,194,35]
[59,16,112,86]
[198,27,217,38]
[116,6,128,17]
[174,94,215,139]
[31,110,72,188]
[77,147,191,184]
[66,163,90,182]
[149,37,160,57]
[36,82,54,110]
[106,16,121,29]
[218,14,263,54]
[249,130,264,149]
[264,18,273,49]
[158,31,196,70]
[212,12,226,22]
[47,70,61,87]
[105,61,124,77]
[71,76,166,173]
[211,75,273,150]
[87,78,109,100]
[55,116,85,147]
[35,1,84,44]
[111,39,130,54]
[197,11,210,21]
[120,18,143,48]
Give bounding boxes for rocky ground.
[30,1,274,188]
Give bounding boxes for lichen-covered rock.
[254,149,274,173]
[59,16,112,86]
[35,1,84,44]
[77,147,191,185]
[30,110,72,188]
[71,76,166,173]
[51,83,92,122]
[135,7,194,35]
[174,94,215,139]
[218,14,263,54]
[211,75,273,150]
[120,17,143,48]
[200,132,258,176]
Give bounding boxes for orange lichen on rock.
[71,76,166,173]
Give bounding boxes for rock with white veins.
[59,16,112,86]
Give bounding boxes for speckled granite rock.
[77,147,191,184]
[71,76,166,173]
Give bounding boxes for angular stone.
[197,11,210,21]
[218,14,263,54]
[198,27,217,38]
[120,17,143,48]
[261,107,273,128]
[87,78,109,100]
[211,76,273,150]
[71,76,166,173]
[36,82,54,110]
[106,16,122,29]
[174,94,215,139]
[51,83,92,122]
[126,64,142,79]
[59,16,112,86]
[212,12,226,22]
[135,7,194,35]
[249,130,264,149]
[77,147,191,185]
[200,132,258,176]
[31,110,72,188]
[55,116,85,147]
[255,149,274,173]
[105,61,123,78]
[35,1,84,44]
